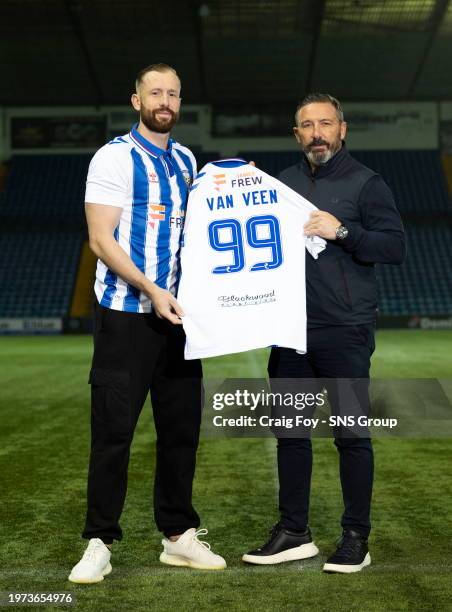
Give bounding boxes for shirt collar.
[130,123,173,158]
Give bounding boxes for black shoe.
[323,529,371,573]
[242,523,319,565]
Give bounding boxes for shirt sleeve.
[275,176,327,260]
[85,145,130,208]
[339,175,406,264]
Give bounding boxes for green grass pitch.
[0,331,451,611]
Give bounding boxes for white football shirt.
[85,125,196,312]
[178,159,325,359]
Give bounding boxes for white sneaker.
[160,528,226,570]
[68,538,112,584]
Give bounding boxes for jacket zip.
[306,175,316,200]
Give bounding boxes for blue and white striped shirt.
[85,125,196,312]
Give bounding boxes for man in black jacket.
[242,93,406,573]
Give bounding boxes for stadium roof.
[2,0,452,107]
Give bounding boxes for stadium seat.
[353,150,451,214]
[3,155,91,224]
[376,225,452,315]
[1,151,450,319]
[0,232,82,317]
[238,149,451,214]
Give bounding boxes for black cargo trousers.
[82,302,203,544]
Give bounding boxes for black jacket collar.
[300,141,349,178]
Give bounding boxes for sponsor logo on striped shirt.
[213,174,226,191]
[148,203,166,229]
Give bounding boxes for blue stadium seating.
[0,151,450,319]
[377,225,452,315]
[237,151,451,315]
[3,155,91,223]
[1,153,222,223]
[238,149,451,214]
[353,150,451,214]
[0,232,82,317]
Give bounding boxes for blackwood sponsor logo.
[218,290,276,307]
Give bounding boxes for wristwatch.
[335,224,349,240]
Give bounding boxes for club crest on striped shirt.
[182,169,193,186]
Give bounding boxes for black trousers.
[82,302,203,543]
[268,324,375,538]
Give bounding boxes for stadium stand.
[353,150,451,214]
[0,148,450,321]
[239,149,451,214]
[0,231,82,317]
[377,225,452,315]
[1,152,219,224]
[239,149,452,316]
[0,155,88,318]
[2,155,91,225]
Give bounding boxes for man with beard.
[242,94,405,573]
[69,64,226,583]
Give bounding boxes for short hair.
[135,63,180,92]
[295,93,344,125]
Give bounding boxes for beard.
[304,136,342,166]
[140,106,179,134]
